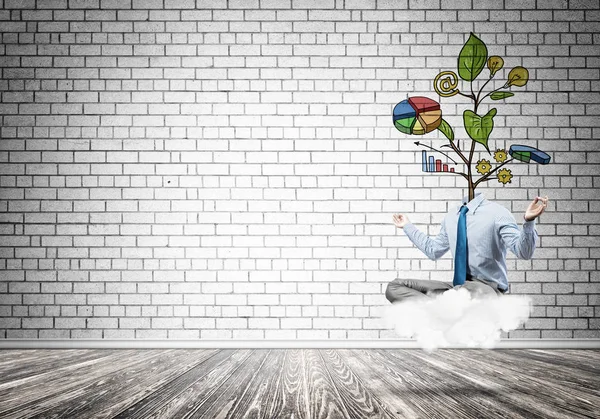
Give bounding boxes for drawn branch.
[448,140,469,166]
[442,170,469,181]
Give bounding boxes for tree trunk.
[468,181,475,201]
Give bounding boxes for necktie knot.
[460,205,469,215]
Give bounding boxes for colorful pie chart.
[393,96,442,135]
[509,145,551,164]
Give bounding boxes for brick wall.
[1,0,599,340]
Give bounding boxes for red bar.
[443,164,448,172]
[435,159,441,172]
[450,167,455,172]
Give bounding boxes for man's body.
[386,193,548,303]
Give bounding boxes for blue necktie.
[453,205,469,286]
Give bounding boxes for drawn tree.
[393,33,550,201]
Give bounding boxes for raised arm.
[497,216,538,260]
[496,196,547,260]
[497,216,537,259]
[393,214,450,261]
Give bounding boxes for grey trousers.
[385,277,506,304]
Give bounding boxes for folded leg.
[385,278,453,304]
[456,280,501,299]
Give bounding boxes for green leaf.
[490,91,515,100]
[457,33,488,82]
[463,108,496,153]
[437,118,454,141]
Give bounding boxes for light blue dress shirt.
[402,192,538,292]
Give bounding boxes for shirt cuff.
[522,218,536,232]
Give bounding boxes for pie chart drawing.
[393,96,442,135]
[509,145,551,164]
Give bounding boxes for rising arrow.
[414,141,458,165]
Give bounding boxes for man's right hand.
[393,214,409,229]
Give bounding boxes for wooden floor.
[0,349,598,418]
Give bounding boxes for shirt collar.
[457,192,485,215]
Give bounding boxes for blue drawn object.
[422,150,428,172]
[509,145,551,165]
[393,99,417,119]
[429,156,435,172]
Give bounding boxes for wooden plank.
[303,349,352,419]
[375,349,514,418]
[265,349,310,419]
[0,350,146,409]
[499,349,600,393]
[28,349,220,419]
[212,349,287,418]
[0,349,67,366]
[112,349,235,419]
[403,349,594,419]
[193,349,272,419]
[336,349,428,418]
[503,349,600,378]
[0,349,117,385]
[432,349,600,418]
[400,349,548,418]
[0,349,166,417]
[141,349,256,419]
[318,349,395,419]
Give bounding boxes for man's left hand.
[524,196,548,222]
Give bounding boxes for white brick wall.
[1,0,599,340]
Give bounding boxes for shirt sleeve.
[496,212,538,260]
[403,219,450,261]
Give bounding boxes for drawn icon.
[422,150,454,173]
[393,97,442,135]
[509,145,551,165]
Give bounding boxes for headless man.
[386,193,548,303]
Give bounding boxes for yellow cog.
[476,159,492,175]
[494,149,508,163]
[497,168,513,185]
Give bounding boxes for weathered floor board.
[0,349,598,419]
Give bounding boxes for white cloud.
[383,288,532,352]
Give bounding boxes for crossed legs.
[385,279,452,303]
[385,278,502,304]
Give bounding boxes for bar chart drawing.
[421,150,454,172]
